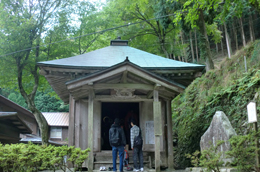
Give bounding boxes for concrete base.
[185,167,238,172]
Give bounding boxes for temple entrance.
[101,102,139,150]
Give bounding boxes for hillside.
[172,40,260,168]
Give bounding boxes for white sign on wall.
[247,101,257,123]
[145,121,155,144]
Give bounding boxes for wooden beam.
[127,67,184,93]
[95,95,153,102]
[88,89,95,172]
[154,84,161,90]
[120,71,128,83]
[147,91,153,98]
[166,100,174,170]
[67,67,127,89]
[81,83,154,90]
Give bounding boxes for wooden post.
[68,95,75,147]
[247,101,259,168]
[166,100,174,169]
[88,89,95,172]
[254,122,260,167]
[244,55,247,73]
[153,89,162,172]
[68,95,75,168]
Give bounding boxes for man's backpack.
[133,128,143,148]
[110,128,121,146]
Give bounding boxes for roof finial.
[125,56,129,62]
[117,36,121,40]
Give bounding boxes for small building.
[20,112,69,145]
[42,112,69,145]
[0,95,37,144]
[38,38,205,171]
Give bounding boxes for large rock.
[200,111,237,165]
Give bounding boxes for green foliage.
[0,142,90,172]
[186,150,200,167]
[186,141,225,172]
[1,88,69,112]
[199,141,225,172]
[35,90,69,112]
[172,40,260,168]
[226,133,259,172]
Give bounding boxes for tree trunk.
[189,30,195,62]
[18,66,49,145]
[194,29,199,62]
[224,22,232,58]
[198,9,214,71]
[239,17,246,47]
[249,10,254,42]
[17,33,49,145]
[220,26,224,56]
[232,19,238,51]
[180,31,186,61]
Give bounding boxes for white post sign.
[247,101,257,123]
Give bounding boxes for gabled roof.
[0,112,32,134]
[42,112,69,126]
[0,95,34,119]
[66,58,185,101]
[38,44,204,70]
[66,58,185,91]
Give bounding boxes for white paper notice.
[145,121,155,144]
[247,102,257,123]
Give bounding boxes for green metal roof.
[38,45,204,69]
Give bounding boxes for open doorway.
[101,102,139,150]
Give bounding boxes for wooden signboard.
[247,101,257,123]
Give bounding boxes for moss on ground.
[172,40,260,168]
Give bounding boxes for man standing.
[109,118,126,172]
[130,119,144,172]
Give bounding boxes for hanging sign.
[247,101,257,123]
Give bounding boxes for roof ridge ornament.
[125,56,129,62]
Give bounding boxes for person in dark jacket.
[109,118,126,172]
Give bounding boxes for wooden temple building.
[38,38,205,171]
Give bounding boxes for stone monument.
[200,111,237,165]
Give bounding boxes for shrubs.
[187,133,260,172]
[0,142,90,172]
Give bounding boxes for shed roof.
[37,44,204,70]
[42,112,69,126]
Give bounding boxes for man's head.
[130,119,136,127]
[114,118,120,125]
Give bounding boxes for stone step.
[94,151,151,162]
[94,157,152,170]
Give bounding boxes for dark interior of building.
[101,102,139,150]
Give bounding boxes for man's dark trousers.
[133,146,144,170]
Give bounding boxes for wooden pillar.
[68,95,75,168]
[68,95,75,147]
[88,89,95,172]
[166,100,174,169]
[153,89,162,172]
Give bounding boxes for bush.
[0,142,90,172]
[226,133,260,172]
[186,141,224,172]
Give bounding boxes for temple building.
[38,38,205,171]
